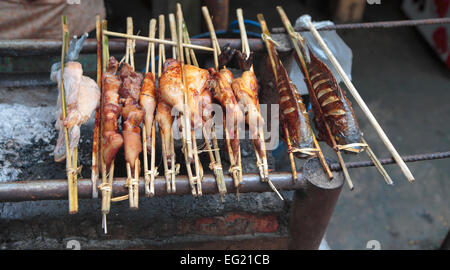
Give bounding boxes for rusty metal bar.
[0,151,447,202]
[271,17,450,33]
[0,171,305,202]
[0,38,264,57]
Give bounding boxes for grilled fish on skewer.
[304,50,362,152]
[140,71,157,152]
[101,57,123,170]
[263,52,314,158]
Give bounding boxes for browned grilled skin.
[140,72,157,153]
[208,67,244,162]
[264,48,314,159]
[232,50,266,160]
[119,63,144,169]
[102,57,123,170]
[305,50,362,150]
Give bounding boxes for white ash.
[0,104,55,182]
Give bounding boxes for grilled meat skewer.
[101,56,123,170]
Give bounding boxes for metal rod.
[0,172,305,203]
[0,151,447,202]
[330,151,450,171]
[272,17,450,33]
[0,38,262,56]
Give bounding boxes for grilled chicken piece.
[184,64,214,130]
[119,63,144,169]
[101,57,123,170]
[155,101,175,163]
[139,72,157,152]
[209,67,244,162]
[158,58,185,114]
[51,61,100,162]
[231,51,265,159]
[158,58,213,130]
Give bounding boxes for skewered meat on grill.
[158,58,212,130]
[155,101,175,163]
[231,50,265,158]
[304,50,362,151]
[209,67,244,162]
[119,63,144,169]
[263,45,314,158]
[139,71,157,152]
[101,57,123,170]
[184,64,214,129]
[51,61,100,162]
[158,58,186,115]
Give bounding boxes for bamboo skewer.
[143,18,157,197]
[175,4,203,197]
[103,30,214,52]
[166,13,178,194]
[305,19,414,183]
[91,15,102,199]
[257,13,333,181]
[124,17,139,210]
[202,6,242,198]
[169,13,177,62]
[236,9,283,200]
[100,19,112,233]
[362,137,394,185]
[60,16,79,214]
[158,14,176,193]
[179,7,226,201]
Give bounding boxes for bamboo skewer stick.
[176,4,202,197]
[124,17,139,210]
[284,127,297,181]
[169,13,178,61]
[276,7,353,189]
[202,6,242,197]
[143,18,157,197]
[60,16,78,214]
[236,9,282,200]
[305,18,414,183]
[91,15,102,199]
[179,7,226,200]
[166,13,178,193]
[102,30,214,52]
[257,13,333,181]
[100,19,112,233]
[362,137,394,185]
[158,15,176,193]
